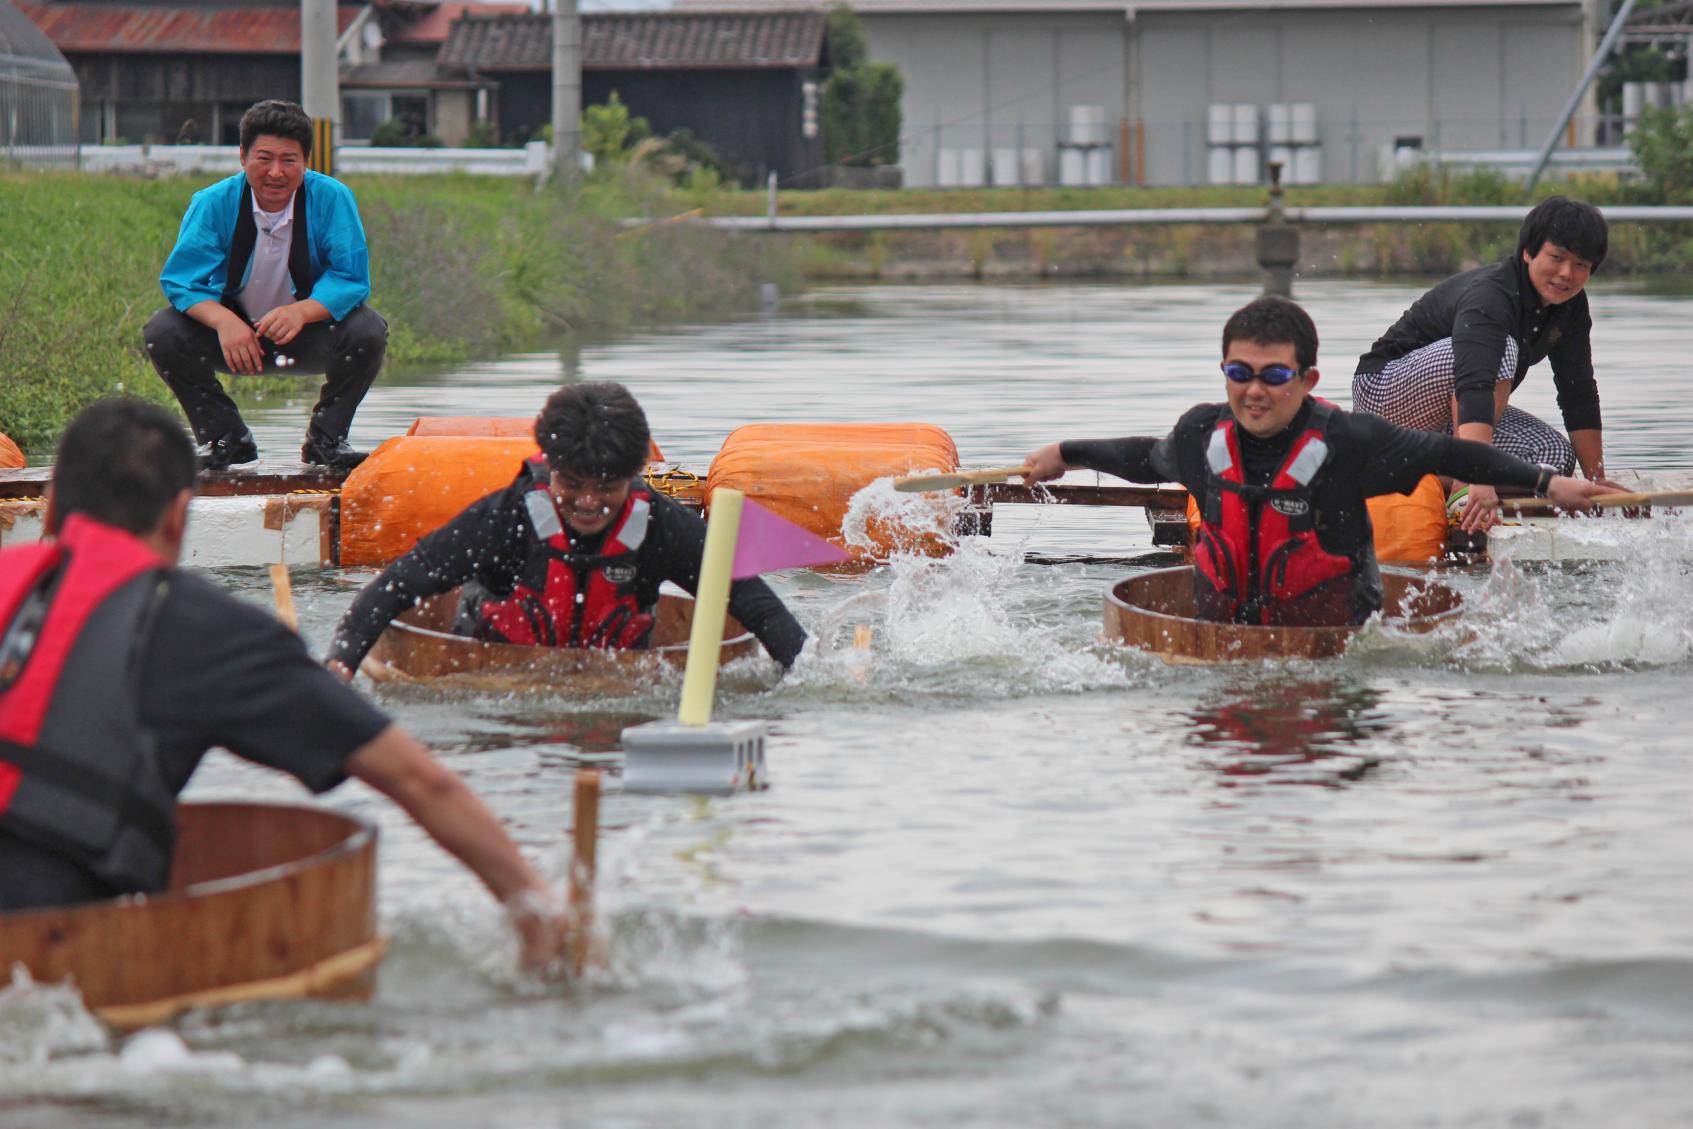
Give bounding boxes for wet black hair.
[1518,195,1607,270]
[50,398,197,535]
[534,382,651,480]
[1220,296,1318,372]
[239,99,313,157]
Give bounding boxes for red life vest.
[0,515,178,892]
[474,458,656,649]
[1191,401,1356,627]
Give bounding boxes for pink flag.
[731,498,850,578]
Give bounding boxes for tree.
[1627,104,1693,202]
[821,5,903,167]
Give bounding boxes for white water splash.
[839,473,968,563]
[792,479,1143,696]
[0,966,108,1066]
[1452,513,1693,670]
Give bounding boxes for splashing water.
[838,474,968,563]
[790,479,1143,697]
[1451,513,1693,671]
[0,967,108,1067]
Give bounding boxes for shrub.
[1628,104,1693,202]
[821,6,903,168]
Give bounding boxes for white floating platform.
[0,494,332,567]
[1487,471,1693,563]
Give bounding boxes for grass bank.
[0,169,798,455]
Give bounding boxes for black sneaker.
[197,429,259,472]
[301,435,368,471]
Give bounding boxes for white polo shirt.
[238,193,297,321]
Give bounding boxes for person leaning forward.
[327,382,809,679]
[0,399,571,968]
[143,99,385,472]
[1022,297,1620,628]
[1352,195,1625,532]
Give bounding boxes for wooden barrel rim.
[381,611,757,657]
[1103,565,1461,662]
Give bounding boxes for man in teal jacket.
[143,100,385,471]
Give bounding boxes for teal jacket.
[159,170,372,322]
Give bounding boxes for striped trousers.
[1352,337,1574,474]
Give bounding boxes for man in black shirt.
[0,399,570,968]
[1353,196,1622,532]
[330,383,807,678]
[1022,297,1616,627]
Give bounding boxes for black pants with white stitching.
[142,304,387,447]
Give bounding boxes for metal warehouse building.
[688,0,1598,187]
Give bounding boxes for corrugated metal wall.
[861,5,1583,188]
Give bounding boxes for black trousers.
[142,304,387,446]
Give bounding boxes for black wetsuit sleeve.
[1550,295,1600,433]
[143,574,390,796]
[1450,274,1520,428]
[328,486,530,670]
[644,496,808,668]
[1341,411,1541,495]
[1058,437,1164,482]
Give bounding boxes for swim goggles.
[1221,361,1304,386]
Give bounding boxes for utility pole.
[300,0,339,175]
[1526,0,1640,195]
[551,0,580,185]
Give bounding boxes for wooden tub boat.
[364,590,760,690]
[0,802,383,1030]
[1104,566,1462,663]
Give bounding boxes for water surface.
[5,280,1692,1128]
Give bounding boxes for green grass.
[0,169,798,455]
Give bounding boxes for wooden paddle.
[893,465,1033,492]
[567,769,601,976]
[268,562,298,631]
[1501,489,1693,515]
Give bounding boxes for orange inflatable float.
[340,419,671,567]
[407,416,664,462]
[707,423,959,560]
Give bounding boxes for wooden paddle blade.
[567,769,602,976]
[892,465,1033,493]
[268,563,298,631]
[1502,489,1693,515]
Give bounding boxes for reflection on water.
[7,280,1693,1128]
[1187,677,1390,786]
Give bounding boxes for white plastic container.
[1295,144,1322,185]
[1291,102,1317,144]
[1060,147,1088,186]
[992,147,1020,186]
[937,148,961,187]
[1086,147,1112,185]
[1070,104,1106,145]
[1208,146,1234,185]
[1233,103,1259,145]
[1208,103,1233,145]
[1266,103,1291,144]
[1233,145,1260,185]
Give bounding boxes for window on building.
[343,93,388,142]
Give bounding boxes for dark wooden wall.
[494,67,822,187]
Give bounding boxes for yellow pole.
[677,487,742,726]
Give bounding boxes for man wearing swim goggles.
[1021,297,1621,628]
